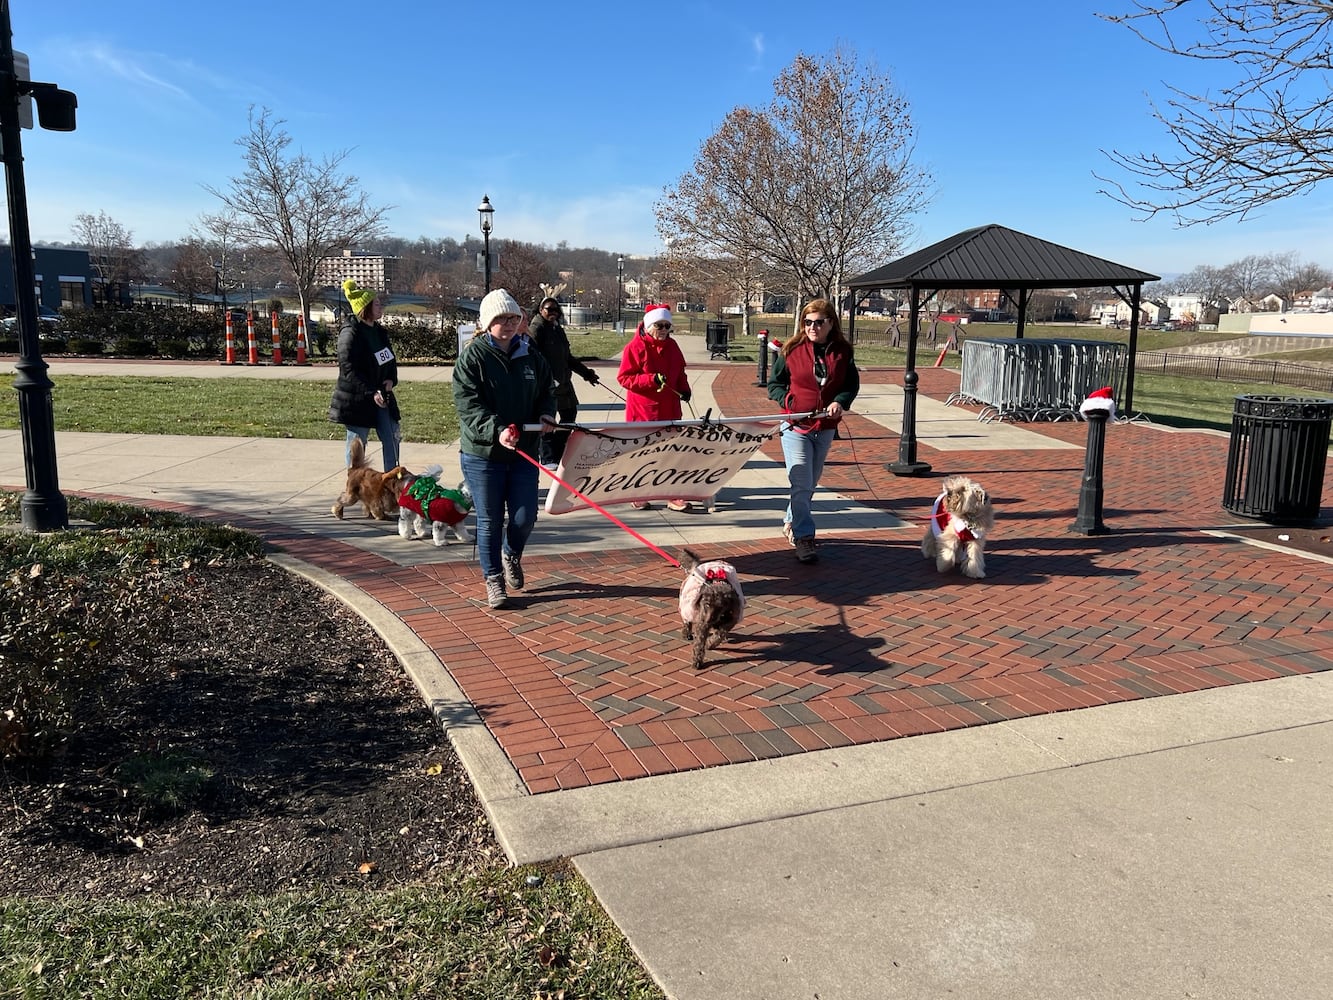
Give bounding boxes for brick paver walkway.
[121,366,1333,793]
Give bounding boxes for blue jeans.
[780,424,835,540]
[459,451,540,580]
[345,407,400,470]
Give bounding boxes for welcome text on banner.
[543,418,782,514]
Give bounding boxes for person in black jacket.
[529,296,600,466]
[328,279,400,471]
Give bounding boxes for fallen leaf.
[358,861,377,875]
[425,763,443,775]
[538,944,556,967]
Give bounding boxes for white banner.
[544,419,781,514]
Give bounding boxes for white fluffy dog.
[921,475,994,579]
[395,465,474,547]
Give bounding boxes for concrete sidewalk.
[4,348,1332,999]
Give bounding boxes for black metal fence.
[1136,351,1333,393]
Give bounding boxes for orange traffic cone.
[270,310,283,365]
[246,312,259,365]
[296,314,308,365]
[223,311,236,365]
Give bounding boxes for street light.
[616,255,625,333]
[477,194,494,293]
[2,0,79,531]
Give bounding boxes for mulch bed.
[0,561,502,900]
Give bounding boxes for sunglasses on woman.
[803,317,828,327]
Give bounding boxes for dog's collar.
[930,493,975,543]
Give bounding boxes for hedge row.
[2,309,460,362]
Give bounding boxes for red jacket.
[617,330,690,422]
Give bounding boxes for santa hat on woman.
[642,303,673,329]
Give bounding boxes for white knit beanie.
[478,288,523,332]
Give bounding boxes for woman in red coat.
[617,303,693,510]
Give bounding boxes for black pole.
[2,1,67,531]
[755,329,769,386]
[889,285,931,476]
[482,229,491,294]
[1071,408,1110,535]
[1124,284,1141,416]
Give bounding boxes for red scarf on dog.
[930,493,975,543]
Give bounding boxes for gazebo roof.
[848,224,1159,290]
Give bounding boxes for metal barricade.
[958,338,1127,422]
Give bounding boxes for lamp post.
[616,255,624,333]
[478,194,494,293]
[2,0,78,531]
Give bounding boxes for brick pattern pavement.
[101,366,1333,794]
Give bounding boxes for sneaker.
[795,536,818,563]
[782,521,795,547]
[631,500,652,510]
[484,574,508,609]
[667,499,691,512]
[501,551,524,591]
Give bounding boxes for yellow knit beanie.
[343,279,376,316]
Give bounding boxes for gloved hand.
[499,424,519,450]
[653,373,667,391]
[679,387,692,403]
[583,370,600,386]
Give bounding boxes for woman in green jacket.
[452,289,556,609]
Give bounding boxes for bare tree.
[1222,253,1277,308]
[1269,252,1333,308]
[658,45,931,321]
[492,240,552,308]
[206,107,389,320]
[71,210,137,307]
[168,239,216,306]
[194,210,248,313]
[1097,1,1333,224]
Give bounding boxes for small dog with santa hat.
[921,475,994,579]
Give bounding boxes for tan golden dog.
[921,475,994,579]
[331,437,406,521]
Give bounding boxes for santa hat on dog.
[1079,386,1117,419]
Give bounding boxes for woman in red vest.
[767,298,860,563]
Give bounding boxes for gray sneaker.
[795,536,818,563]
[501,550,524,591]
[485,574,508,609]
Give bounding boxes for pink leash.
[509,431,682,568]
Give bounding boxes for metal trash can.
[705,321,732,360]
[1222,395,1333,525]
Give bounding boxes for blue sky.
[10,0,1333,277]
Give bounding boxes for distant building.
[0,246,95,313]
[315,249,403,293]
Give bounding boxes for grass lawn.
[1,324,1306,439]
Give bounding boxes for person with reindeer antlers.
[768,297,860,564]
